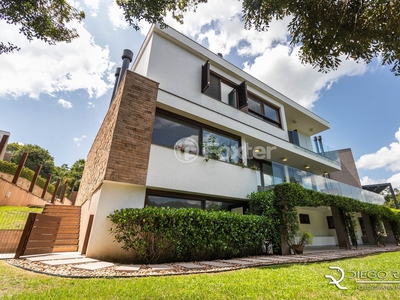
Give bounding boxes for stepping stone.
[148,264,175,271]
[287,256,308,260]
[72,262,114,271]
[199,261,235,268]
[242,258,274,263]
[219,259,255,266]
[26,254,84,262]
[175,263,206,270]
[115,265,142,272]
[40,257,98,266]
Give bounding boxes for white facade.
[79,25,384,260]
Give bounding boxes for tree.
[52,159,85,196]
[383,188,400,208]
[116,0,400,75]
[6,142,55,177]
[0,0,85,54]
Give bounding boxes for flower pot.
[293,244,304,254]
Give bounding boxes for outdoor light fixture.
[254,149,261,153]
[305,165,310,169]
[282,158,288,162]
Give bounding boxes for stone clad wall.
[75,71,159,206]
[105,71,159,184]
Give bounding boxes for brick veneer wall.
[75,71,159,206]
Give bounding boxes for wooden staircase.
[41,205,81,252]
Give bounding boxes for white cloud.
[360,175,400,190]
[356,128,400,172]
[74,135,87,147]
[87,101,95,108]
[58,99,73,109]
[108,1,129,30]
[160,0,367,109]
[84,0,100,16]
[0,19,114,100]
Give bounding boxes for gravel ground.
[6,246,400,278]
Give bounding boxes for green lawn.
[0,206,43,230]
[1,251,400,299]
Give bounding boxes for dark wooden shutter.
[201,60,210,93]
[238,81,248,109]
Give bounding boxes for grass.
[1,251,400,299]
[0,206,43,230]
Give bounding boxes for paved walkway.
[5,245,400,278]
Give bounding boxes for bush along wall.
[250,183,400,253]
[108,207,269,264]
[0,160,55,194]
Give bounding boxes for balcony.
[258,162,384,205]
[288,131,341,166]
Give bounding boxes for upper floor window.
[201,60,281,128]
[202,60,248,110]
[248,94,281,127]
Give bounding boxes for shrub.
[108,207,269,263]
[0,160,55,194]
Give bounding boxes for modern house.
[76,25,385,261]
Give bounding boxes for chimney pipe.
[313,136,320,154]
[116,49,134,89]
[318,136,325,155]
[110,67,121,105]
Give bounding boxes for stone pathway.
[6,246,400,278]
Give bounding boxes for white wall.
[141,34,289,142]
[297,206,338,246]
[83,181,146,261]
[146,145,258,200]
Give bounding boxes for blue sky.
[0,0,399,188]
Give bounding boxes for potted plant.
[291,230,313,254]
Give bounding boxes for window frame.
[153,108,241,161]
[145,189,249,212]
[326,216,335,229]
[247,93,281,128]
[299,213,311,224]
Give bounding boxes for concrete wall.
[0,172,53,201]
[80,181,146,262]
[0,177,50,206]
[146,145,258,199]
[297,206,338,246]
[329,148,362,188]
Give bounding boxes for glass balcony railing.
[258,162,384,205]
[293,144,341,165]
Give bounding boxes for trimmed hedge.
[0,160,55,194]
[108,207,269,263]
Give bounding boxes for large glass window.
[203,129,240,163]
[152,112,200,153]
[146,192,248,213]
[147,195,202,209]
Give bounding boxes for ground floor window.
[146,190,248,213]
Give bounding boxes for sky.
[0,0,400,189]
